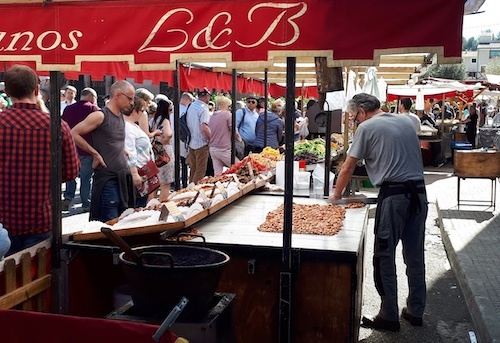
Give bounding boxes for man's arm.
[330,156,358,201]
[201,122,211,142]
[61,121,80,182]
[71,110,106,168]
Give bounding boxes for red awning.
[0,0,464,95]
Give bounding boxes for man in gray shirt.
[331,93,428,332]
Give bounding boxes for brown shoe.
[401,307,423,326]
[361,315,400,332]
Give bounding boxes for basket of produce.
[294,138,343,165]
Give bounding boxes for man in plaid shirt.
[0,65,80,256]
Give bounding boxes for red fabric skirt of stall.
[0,309,182,343]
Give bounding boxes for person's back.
[209,109,232,149]
[0,65,79,255]
[349,113,423,186]
[254,112,283,149]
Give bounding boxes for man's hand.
[92,153,106,169]
[132,173,143,190]
[329,193,342,202]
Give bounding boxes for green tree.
[486,57,500,75]
[422,64,467,80]
[463,37,478,51]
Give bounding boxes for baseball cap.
[198,87,211,96]
[246,94,257,100]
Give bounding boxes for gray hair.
[346,93,380,114]
[81,87,97,99]
[135,87,154,102]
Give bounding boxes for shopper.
[71,80,136,222]
[208,96,241,175]
[61,87,100,212]
[331,93,428,332]
[0,65,80,255]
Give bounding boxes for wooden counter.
[193,195,368,343]
[63,194,368,343]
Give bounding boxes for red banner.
[0,0,464,72]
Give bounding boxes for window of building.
[489,50,500,58]
[472,58,477,63]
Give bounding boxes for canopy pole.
[343,68,350,153]
[49,71,66,314]
[231,69,237,165]
[279,56,295,343]
[173,61,181,190]
[263,68,268,148]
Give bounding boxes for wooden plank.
[72,221,185,242]
[20,253,33,310]
[4,259,16,295]
[454,150,500,178]
[36,247,47,311]
[184,209,210,227]
[208,199,229,215]
[0,275,52,309]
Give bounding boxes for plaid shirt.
[0,103,80,236]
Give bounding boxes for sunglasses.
[247,100,256,104]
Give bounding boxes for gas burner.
[107,293,235,343]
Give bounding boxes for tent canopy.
[0,0,464,89]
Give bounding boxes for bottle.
[299,160,306,172]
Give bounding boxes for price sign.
[164,202,185,222]
[199,190,211,209]
[247,162,255,180]
[215,181,228,199]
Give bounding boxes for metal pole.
[173,62,181,190]
[231,69,237,164]
[49,71,64,313]
[324,104,332,197]
[279,56,295,343]
[263,68,268,148]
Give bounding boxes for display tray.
[192,194,369,254]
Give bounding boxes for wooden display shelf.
[69,179,266,242]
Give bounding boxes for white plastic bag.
[312,163,334,193]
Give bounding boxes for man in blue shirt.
[235,94,259,155]
[186,88,211,183]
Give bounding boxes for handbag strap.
[238,108,247,129]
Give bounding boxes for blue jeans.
[6,231,52,257]
[64,156,93,207]
[100,179,120,222]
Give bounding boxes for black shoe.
[361,315,400,332]
[61,199,71,211]
[401,307,423,326]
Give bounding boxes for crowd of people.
[0,64,311,258]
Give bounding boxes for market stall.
[0,0,465,341]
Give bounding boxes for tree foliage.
[486,57,500,75]
[462,36,478,51]
[422,64,467,80]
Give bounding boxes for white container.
[275,161,299,188]
[294,171,311,189]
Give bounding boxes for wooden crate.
[0,246,51,311]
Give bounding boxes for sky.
[462,0,500,39]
